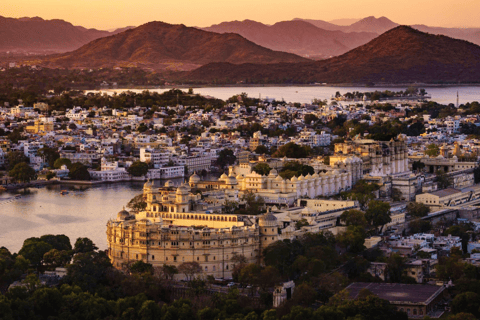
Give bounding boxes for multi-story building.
[190,160,363,206]
[106,181,261,278]
[25,120,54,134]
[298,128,331,147]
[333,137,408,176]
[174,154,211,173]
[107,179,369,279]
[59,151,100,166]
[140,147,172,168]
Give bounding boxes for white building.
[140,148,172,168]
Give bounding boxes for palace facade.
[106,179,367,279]
[333,138,408,176]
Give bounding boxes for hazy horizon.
[2,0,480,30]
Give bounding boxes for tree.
[129,261,154,274]
[450,292,480,318]
[53,158,72,169]
[222,200,238,214]
[178,262,202,281]
[73,237,98,254]
[436,170,452,189]
[37,147,59,168]
[412,161,425,172]
[18,238,53,267]
[43,249,71,270]
[365,200,391,233]
[252,163,271,176]
[408,219,431,234]
[127,161,149,177]
[68,162,91,180]
[448,313,476,320]
[406,202,430,218]
[161,264,178,280]
[242,191,265,215]
[254,145,269,155]
[215,149,236,169]
[46,171,56,180]
[340,209,368,228]
[6,151,29,170]
[336,226,366,254]
[9,162,36,183]
[295,219,309,230]
[425,143,439,157]
[304,114,318,125]
[273,142,311,158]
[279,161,314,180]
[391,187,402,201]
[127,194,147,212]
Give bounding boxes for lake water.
[88,85,480,105]
[0,180,184,253]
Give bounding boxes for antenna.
[456,91,459,108]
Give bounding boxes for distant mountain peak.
[184,26,480,84]
[41,21,308,71]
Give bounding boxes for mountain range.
[183,26,480,84]
[204,16,480,59]
[203,20,377,59]
[0,16,131,53]
[39,22,309,71]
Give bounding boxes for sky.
[2,0,480,30]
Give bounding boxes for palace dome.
[189,172,201,184]
[117,208,130,221]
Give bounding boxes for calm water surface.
[89,86,480,105]
[0,180,184,253]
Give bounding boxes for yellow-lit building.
[25,120,54,134]
[107,180,263,279]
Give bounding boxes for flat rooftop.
[428,188,461,198]
[346,282,444,304]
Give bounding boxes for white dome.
[189,172,201,184]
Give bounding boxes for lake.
[88,85,480,105]
[0,180,183,253]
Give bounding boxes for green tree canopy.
[127,161,149,177]
[127,194,147,212]
[9,162,36,183]
[215,148,236,169]
[406,202,430,218]
[425,143,440,157]
[279,161,315,180]
[68,162,91,181]
[254,145,269,154]
[37,147,60,168]
[53,158,72,169]
[252,163,271,176]
[273,142,311,158]
[365,200,391,233]
[340,209,368,228]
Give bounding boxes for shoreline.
[83,83,480,91]
[2,176,186,192]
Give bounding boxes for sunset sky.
[3,0,480,30]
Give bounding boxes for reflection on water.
[88,86,480,105]
[0,176,217,253]
[1,182,146,253]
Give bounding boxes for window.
[152,255,155,260]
